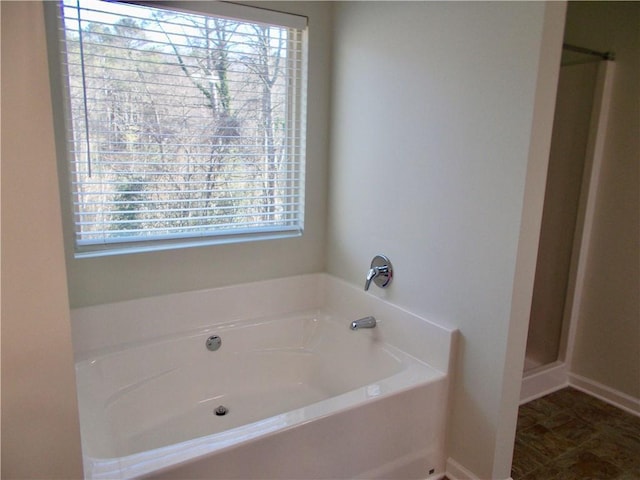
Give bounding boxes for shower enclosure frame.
[521,59,616,403]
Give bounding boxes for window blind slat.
[62,31,305,61]
[77,208,300,226]
[76,194,300,209]
[64,67,300,90]
[79,218,300,239]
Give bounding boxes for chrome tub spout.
[350,316,376,330]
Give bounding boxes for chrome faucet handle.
[365,265,388,290]
[365,267,378,289]
[364,255,393,291]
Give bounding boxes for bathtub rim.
[71,273,458,370]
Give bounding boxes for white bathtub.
[72,274,457,479]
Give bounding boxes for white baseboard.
[569,373,640,417]
[445,458,478,480]
[519,364,640,418]
[520,362,568,404]
[445,458,513,480]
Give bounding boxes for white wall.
[52,2,334,308]
[0,1,569,477]
[328,2,564,477]
[564,1,640,401]
[1,2,84,477]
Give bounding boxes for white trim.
[445,458,480,480]
[446,458,514,480]
[520,362,568,404]
[562,61,616,369]
[569,373,640,418]
[519,364,640,418]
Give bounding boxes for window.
[55,0,307,256]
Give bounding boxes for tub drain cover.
[206,335,222,351]
[214,405,228,416]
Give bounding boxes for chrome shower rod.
[563,43,615,61]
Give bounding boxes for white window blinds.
[57,0,307,256]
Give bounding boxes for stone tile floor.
[512,387,640,479]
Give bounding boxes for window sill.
[74,229,303,259]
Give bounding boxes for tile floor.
[512,387,640,480]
